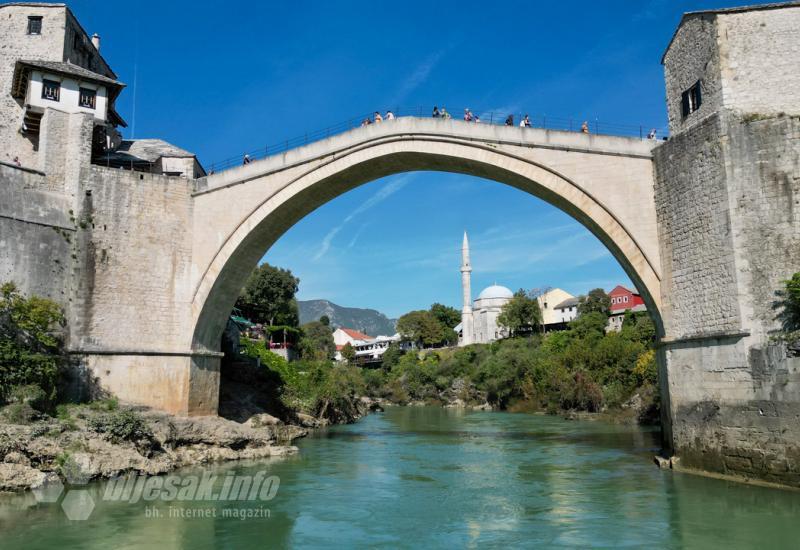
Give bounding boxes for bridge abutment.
[654,111,800,486]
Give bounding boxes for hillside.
[298,299,397,337]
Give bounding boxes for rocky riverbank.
[0,394,386,494]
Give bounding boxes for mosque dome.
[477,285,514,300]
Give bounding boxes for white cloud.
[313,175,412,260]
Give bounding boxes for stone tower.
[654,2,800,483]
[460,231,474,346]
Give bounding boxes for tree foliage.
[497,289,542,336]
[299,321,335,361]
[776,272,800,332]
[237,263,300,326]
[430,303,461,328]
[340,342,356,364]
[577,288,611,317]
[397,310,452,347]
[0,282,65,404]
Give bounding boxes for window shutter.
[681,91,690,118]
[694,82,702,109]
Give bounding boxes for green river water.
[1,406,799,549]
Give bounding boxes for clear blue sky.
[69,0,768,318]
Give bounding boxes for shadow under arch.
[191,136,663,354]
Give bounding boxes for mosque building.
[455,232,514,346]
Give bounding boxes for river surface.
[1,406,799,549]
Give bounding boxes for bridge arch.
[190,119,662,354]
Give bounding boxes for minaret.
[460,231,474,346]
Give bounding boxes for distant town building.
[536,288,576,331]
[456,232,513,345]
[0,3,203,176]
[333,327,373,360]
[352,334,412,366]
[607,284,647,332]
[552,296,580,327]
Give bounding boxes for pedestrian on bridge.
[464,108,473,122]
[505,114,514,126]
[386,110,395,120]
[581,121,590,134]
[441,107,451,120]
[432,106,440,118]
[520,114,531,128]
[374,111,383,123]
[243,154,251,165]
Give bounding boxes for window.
[41,79,60,102]
[623,296,629,303]
[27,16,42,35]
[79,87,96,109]
[681,81,702,118]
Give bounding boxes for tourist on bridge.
[374,111,383,123]
[464,108,473,122]
[385,110,395,120]
[505,114,514,126]
[441,107,451,120]
[432,106,440,118]
[242,154,251,165]
[647,128,657,140]
[361,117,371,126]
[520,114,531,128]
[581,121,590,134]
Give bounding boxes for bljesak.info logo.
[31,469,280,521]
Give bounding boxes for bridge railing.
[206,106,668,173]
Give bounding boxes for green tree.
[497,289,542,337]
[340,342,356,364]
[776,272,800,332]
[577,288,611,317]
[568,311,608,340]
[237,263,300,326]
[319,315,331,327]
[299,321,335,361]
[0,282,65,404]
[430,303,461,328]
[397,310,448,348]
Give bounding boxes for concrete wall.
[654,111,800,486]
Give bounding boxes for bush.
[776,272,800,332]
[8,384,47,411]
[1,402,39,424]
[0,282,65,405]
[89,410,152,442]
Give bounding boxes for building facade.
[607,284,647,331]
[0,2,203,177]
[536,288,576,331]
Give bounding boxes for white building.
[456,232,514,346]
[536,288,577,331]
[332,327,372,360]
[552,296,580,327]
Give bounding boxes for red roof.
[339,328,372,340]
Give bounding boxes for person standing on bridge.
[581,121,590,134]
[243,154,251,165]
[647,128,657,140]
[374,111,383,123]
[441,107,451,120]
[432,106,440,118]
[385,110,395,120]
[464,108,473,122]
[505,114,514,126]
[520,114,531,128]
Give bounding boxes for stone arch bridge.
[4,113,799,486]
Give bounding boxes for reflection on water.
[1,406,799,549]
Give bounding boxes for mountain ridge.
[298,299,397,337]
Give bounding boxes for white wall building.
[537,288,577,330]
[552,296,580,326]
